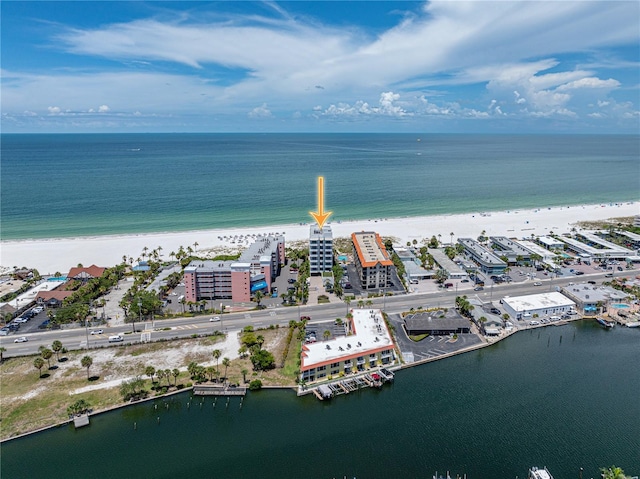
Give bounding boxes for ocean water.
[1,133,638,240]
[2,322,638,478]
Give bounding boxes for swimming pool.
[338,255,348,262]
[611,303,630,309]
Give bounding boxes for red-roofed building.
[36,290,74,308]
[67,265,106,281]
[351,231,394,290]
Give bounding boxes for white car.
[14,317,28,323]
[33,306,44,313]
[90,329,104,335]
[14,336,28,343]
[533,282,542,286]
[209,316,221,322]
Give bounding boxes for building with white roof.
[309,226,333,274]
[502,292,576,320]
[561,283,630,315]
[557,233,634,260]
[458,238,507,274]
[536,236,565,251]
[300,308,396,383]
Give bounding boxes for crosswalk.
[173,324,200,331]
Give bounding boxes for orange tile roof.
[67,265,106,279]
[351,232,393,268]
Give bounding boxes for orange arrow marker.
[309,176,332,229]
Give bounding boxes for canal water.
[2,322,638,479]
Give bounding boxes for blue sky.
[2,1,639,133]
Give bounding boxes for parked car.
[474,286,484,291]
[605,273,613,277]
[90,329,104,335]
[14,317,28,323]
[490,308,501,315]
[617,266,623,271]
[575,271,584,275]
[14,336,28,343]
[533,282,542,286]
[287,278,296,284]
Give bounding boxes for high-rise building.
[351,231,394,289]
[309,225,333,274]
[184,235,285,303]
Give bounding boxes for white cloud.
[248,103,272,118]
[47,106,62,115]
[556,77,620,91]
[98,104,111,113]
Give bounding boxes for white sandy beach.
[1,202,637,275]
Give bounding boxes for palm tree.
[34,357,45,377]
[145,366,156,383]
[163,369,171,386]
[193,241,199,253]
[156,369,166,385]
[238,345,248,359]
[212,349,222,373]
[450,232,454,246]
[241,368,249,384]
[357,300,364,309]
[437,234,442,247]
[51,340,63,361]
[256,335,264,350]
[41,348,53,369]
[601,466,629,479]
[172,368,180,386]
[344,297,351,315]
[222,357,231,381]
[81,355,93,380]
[254,290,264,308]
[323,330,331,341]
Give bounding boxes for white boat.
[529,466,554,479]
[625,321,640,328]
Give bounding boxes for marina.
[310,368,395,400]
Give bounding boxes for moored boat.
[596,317,615,328]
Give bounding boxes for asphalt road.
[1,269,635,358]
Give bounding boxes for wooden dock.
[309,368,395,401]
[73,414,90,428]
[193,385,247,396]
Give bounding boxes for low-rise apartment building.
[458,238,507,274]
[300,308,397,383]
[184,235,284,304]
[352,231,394,289]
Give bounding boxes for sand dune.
[1,201,637,275]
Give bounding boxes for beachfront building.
[502,292,575,321]
[300,308,397,384]
[536,236,565,252]
[490,236,532,265]
[561,283,630,316]
[457,238,507,275]
[430,249,468,279]
[394,247,433,280]
[309,226,333,274]
[557,233,635,261]
[184,235,284,304]
[352,231,394,289]
[403,310,470,336]
[597,229,640,250]
[67,265,106,282]
[518,240,556,265]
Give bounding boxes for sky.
[2,1,639,133]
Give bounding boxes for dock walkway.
[193,385,247,397]
[307,368,394,400]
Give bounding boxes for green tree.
[250,349,275,371]
[323,330,331,341]
[34,357,45,378]
[241,368,249,384]
[172,368,180,386]
[238,344,248,359]
[256,335,265,350]
[434,269,448,284]
[600,466,629,479]
[249,379,263,390]
[222,357,231,381]
[51,340,63,362]
[119,376,146,401]
[41,348,53,369]
[67,398,91,417]
[163,369,171,386]
[254,290,264,308]
[145,366,156,383]
[81,355,93,380]
[212,349,222,373]
[0,346,5,363]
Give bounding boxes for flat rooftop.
[352,232,393,267]
[430,249,466,275]
[559,233,634,256]
[503,291,575,312]
[491,236,532,257]
[563,284,629,303]
[518,240,555,258]
[458,238,507,266]
[300,309,394,371]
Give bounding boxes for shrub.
[249,379,263,391]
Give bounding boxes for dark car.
[490,308,500,314]
[617,266,623,271]
[575,271,584,275]
[287,278,296,284]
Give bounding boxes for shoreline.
[2,200,637,275]
[0,318,587,443]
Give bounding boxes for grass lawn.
[409,333,430,342]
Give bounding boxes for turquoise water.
[611,303,630,309]
[338,254,348,261]
[1,133,638,240]
[2,322,639,478]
